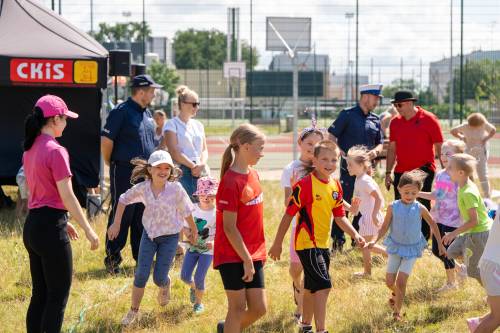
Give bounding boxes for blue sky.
[41,0,499,87]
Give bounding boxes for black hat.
[391,90,417,103]
[130,74,163,88]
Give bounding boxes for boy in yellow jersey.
[269,140,365,333]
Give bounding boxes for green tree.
[173,29,259,70]
[382,79,418,100]
[146,61,180,102]
[90,22,152,43]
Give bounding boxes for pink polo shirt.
[23,134,72,210]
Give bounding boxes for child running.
[466,205,500,333]
[281,126,324,323]
[346,145,387,277]
[107,150,198,326]
[418,139,467,292]
[214,124,267,333]
[369,170,446,321]
[270,140,365,333]
[180,176,218,314]
[443,153,492,285]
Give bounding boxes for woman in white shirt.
[163,85,208,201]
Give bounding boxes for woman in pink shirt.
[22,95,99,333]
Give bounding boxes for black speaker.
[131,64,146,77]
[109,50,131,76]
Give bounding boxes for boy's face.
[313,148,338,177]
[448,160,466,183]
[398,184,420,204]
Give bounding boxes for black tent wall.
[0,86,101,204]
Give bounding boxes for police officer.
[101,74,161,274]
[328,84,384,252]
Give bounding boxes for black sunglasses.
[184,101,200,107]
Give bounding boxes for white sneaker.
[157,277,171,306]
[437,283,458,293]
[457,264,468,285]
[121,309,139,326]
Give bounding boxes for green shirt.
[457,182,492,234]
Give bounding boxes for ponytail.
[220,123,265,179]
[220,145,235,179]
[23,107,47,151]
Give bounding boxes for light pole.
[345,12,354,106]
[90,0,94,34]
[142,0,146,63]
[449,0,454,127]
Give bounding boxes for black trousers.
[432,223,457,269]
[23,207,72,333]
[393,165,435,241]
[331,158,358,248]
[105,162,144,267]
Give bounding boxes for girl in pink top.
[347,145,387,277]
[107,150,198,326]
[22,95,99,333]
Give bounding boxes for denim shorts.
[387,254,417,275]
[134,232,179,288]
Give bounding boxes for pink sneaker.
[466,317,480,332]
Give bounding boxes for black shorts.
[218,261,265,290]
[296,248,331,293]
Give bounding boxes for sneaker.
[466,317,481,332]
[121,309,139,326]
[457,264,468,284]
[190,288,196,304]
[437,283,459,293]
[157,278,171,306]
[193,303,204,314]
[299,323,313,333]
[216,320,225,333]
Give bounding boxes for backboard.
[224,61,246,79]
[266,17,311,53]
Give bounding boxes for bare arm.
[373,204,393,244]
[222,211,252,262]
[268,213,295,261]
[483,123,496,144]
[418,191,436,201]
[334,216,365,246]
[421,205,445,253]
[56,178,99,249]
[442,207,479,245]
[163,131,196,169]
[450,126,465,140]
[101,137,113,166]
[370,189,383,223]
[283,187,292,207]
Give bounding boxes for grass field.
[0,179,494,333]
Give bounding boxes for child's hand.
[67,222,79,241]
[442,232,456,246]
[354,234,366,248]
[85,229,99,250]
[438,244,447,257]
[268,243,282,261]
[107,223,120,241]
[189,228,198,245]
[366,241,376,248]
[372,213,382,227]
[242,259,255,282]
[206,241,214,250]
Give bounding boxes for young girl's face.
[149,163,172,183]
[198,195,215,206]
[441,144,457,169]
[243,137,265,166]
[313,148,338,178]
[153,113,165,128]
[346,157,365,177]
[299,133,323,161]
[398,184,420,204]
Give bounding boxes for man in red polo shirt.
[385,90,444,240]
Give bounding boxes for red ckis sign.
[10,58,73,83]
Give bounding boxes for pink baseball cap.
[35,95,79,119]
[193,176,219,197]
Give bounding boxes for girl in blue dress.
[369,170,447,321]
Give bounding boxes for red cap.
[35,95,78,119]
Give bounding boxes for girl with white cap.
[107,149,198,326]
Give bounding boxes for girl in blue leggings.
[180,177,218,314]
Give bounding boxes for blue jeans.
[179,165,199,202]
[134,232,179,288]
[180,251,213,290]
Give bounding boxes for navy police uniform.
[328,85,384,250]
[101,96,156,270]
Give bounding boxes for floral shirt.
[119,180,194,239]
[431,170,462,228]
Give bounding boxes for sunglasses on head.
[184,101,200,107]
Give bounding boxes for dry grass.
[0,179,492,333]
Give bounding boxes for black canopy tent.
[0,0,108,204]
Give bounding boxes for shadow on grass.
[74,264,136,281]
[157,304,192,325]
[251,312,296,333]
